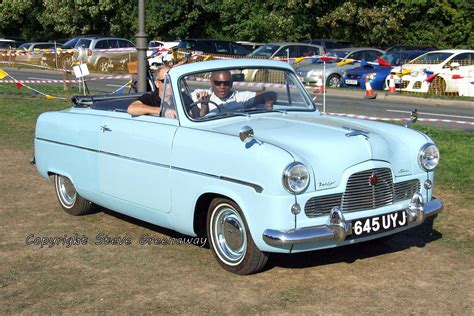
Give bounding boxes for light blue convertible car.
[34,59,442,274]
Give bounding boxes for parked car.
[386,49,474,95]
[34,58,442,275]
[0,38,18,49]
[147,40,179,69]
[302,39,354,52]
[248,42,323,60]
[236,41,264,52]
[61,35,105,49]
[296,47,385,87]
[15,42,60,66]
[74,36,136,72]
[177,39,251,56]
[341,50,429,90]
[246,42,324,80]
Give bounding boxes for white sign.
[73,63,90,78]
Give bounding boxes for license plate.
[350,210,408,239]
[345,79,358,85]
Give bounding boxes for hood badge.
[369,174,378,186]
[343,126,370,140]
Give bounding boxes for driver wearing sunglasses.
[191,70,275,116]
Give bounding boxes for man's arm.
[127,100,161,116]
[254,90,277,109]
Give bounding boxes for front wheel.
[207,198,268,275]
[97,59,110,73]
[54,174,94,216]
[326,74,341,88]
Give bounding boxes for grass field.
[1,84,473,313]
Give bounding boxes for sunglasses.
[212,80,232,87]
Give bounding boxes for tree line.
[1,0,472,49]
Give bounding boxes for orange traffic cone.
[387,74,397,94]
[364,76,377,99]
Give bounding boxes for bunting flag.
[319,54,336,62]
[294,57,305,64]
[31,89,38,95]
[45,95,56,100]
[336,59,354,66]
[425,73,439,83]
[0,68,8,80]
[423,69,434,76]
[397,68,412,77]
[377,56,391,67]
[203,55,213,61]
[16,82,22,90]
[359,59,368,67]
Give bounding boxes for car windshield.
[380,52,411,65]
[248,45,280,57]
[179,66,316,121]
[18,43,31,50]
[408,52,453,64]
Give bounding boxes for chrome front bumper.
[263,194,443,247]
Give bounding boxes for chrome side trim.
[36,137,263,193]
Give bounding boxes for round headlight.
[419,143,440,171]
[282,162,310,194]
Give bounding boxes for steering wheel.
[187,99,223,118]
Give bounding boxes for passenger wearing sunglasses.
[127,65,176,118]
[191,70,276,116]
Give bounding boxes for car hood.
[206,113,428,191]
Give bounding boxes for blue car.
[341,50,430,90]
[33,59,442,274]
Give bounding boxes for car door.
[98,78,179,213]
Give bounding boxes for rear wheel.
[207,198,268,275]
[54,174,94,216]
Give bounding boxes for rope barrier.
[324,112,474,125]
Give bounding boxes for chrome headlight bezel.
[418,143,440,171]
[282,162,310,194]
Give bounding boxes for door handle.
[100,125,112,132]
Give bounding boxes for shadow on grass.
[95,206,210,248]
[91,205,442,271]
[266,216,442,271]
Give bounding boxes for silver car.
[296,47,385,87]
[15,42,59,66]
[74,37,136,72]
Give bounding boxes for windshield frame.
[177,66,318,123]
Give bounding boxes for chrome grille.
[304,168,421,218]
[342,168,393,212]
[304,193,342,217]
[394,179,420,202]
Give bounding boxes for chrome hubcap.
[58,176,76,206]
[212,205,247,265]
